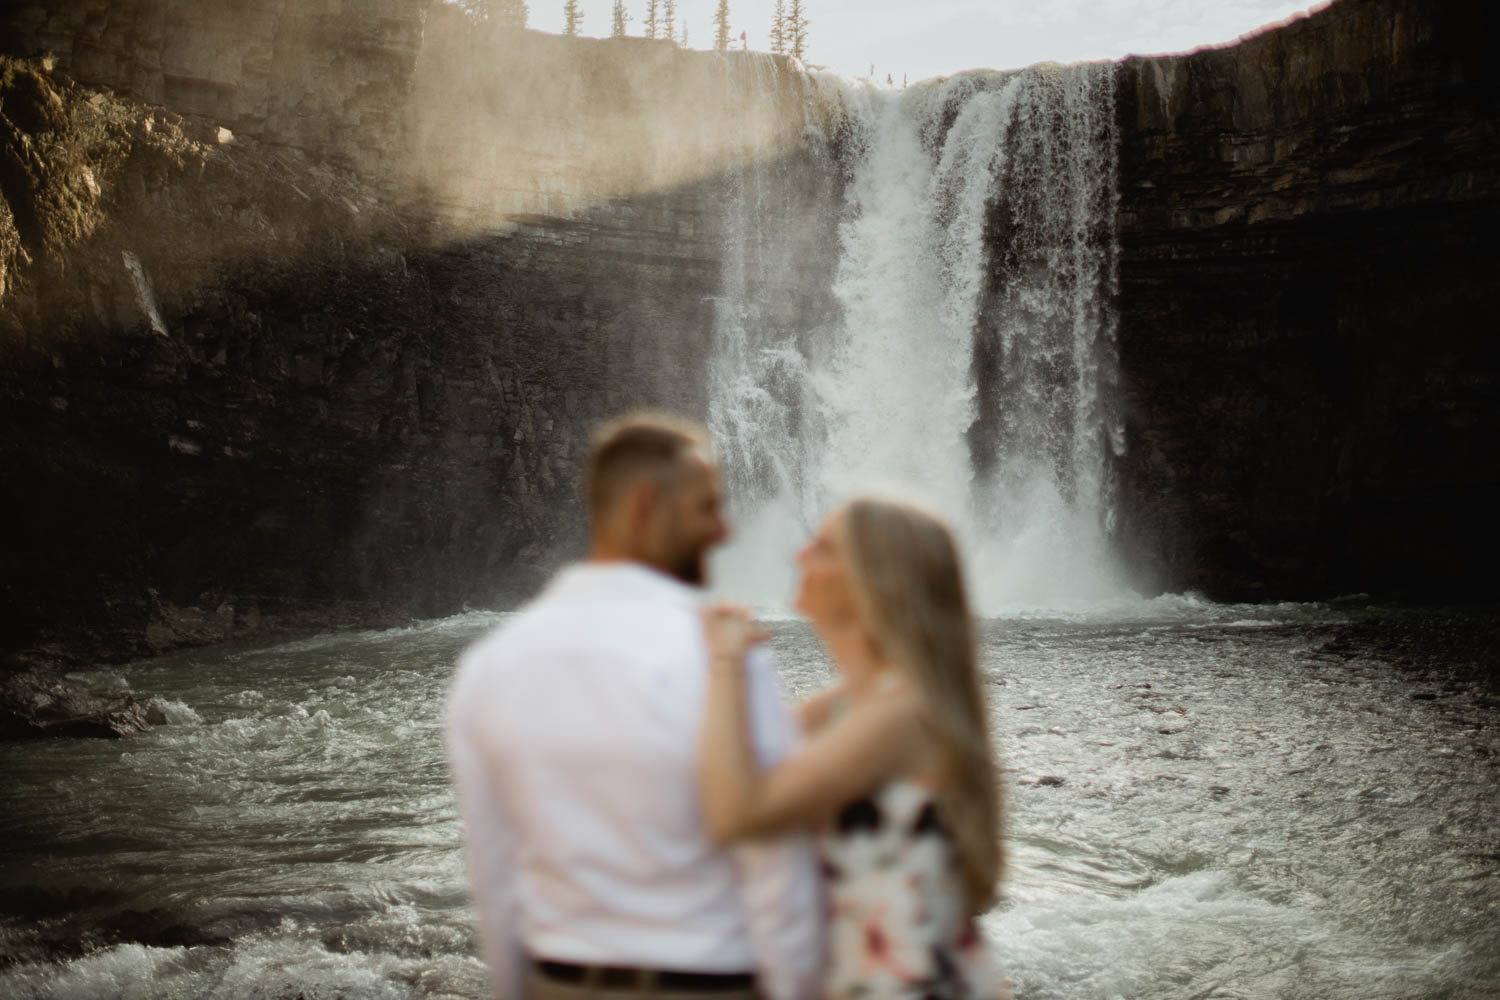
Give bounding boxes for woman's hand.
[697,599,924,844]
[701,603,766,668]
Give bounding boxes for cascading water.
[709,63,1126,611]
[705,55,841,597]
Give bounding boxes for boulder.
[0,670,167,739]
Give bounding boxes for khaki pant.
[526,964,761,1000]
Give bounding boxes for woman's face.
[793,510,860,628]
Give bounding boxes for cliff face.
[2,0,1495,668]
[5,0,425,186]
[1113,0,1500,599]
[0,5,840,667]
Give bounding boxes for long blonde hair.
[839,497,1002,912]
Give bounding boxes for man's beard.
[669,547,707,586]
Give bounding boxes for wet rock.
[0,671,167,739]
[1036,775,1065,787]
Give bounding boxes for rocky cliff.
[1113,0,1500,599]
[2,0,1495,671]
[1,3,840,669]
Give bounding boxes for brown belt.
[534,959,756,993]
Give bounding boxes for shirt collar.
[547,560,703,607]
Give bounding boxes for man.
[446,413,824,1000]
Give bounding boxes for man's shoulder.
[462,576,697,663]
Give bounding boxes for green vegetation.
[713,0,731,51]
[786,0,808,60]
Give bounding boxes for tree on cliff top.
[770,0,786,55]
[455,0,528,28]
[663,0,677,42]
[562,0,581,35]
[611,0,629,38]
[786,0,807,61]
[645,0,660,39]
[713,0,731,50]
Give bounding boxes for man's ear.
[623,480,657,532]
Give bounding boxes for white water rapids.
[2,606,1496,999]
[710,65,1125,612]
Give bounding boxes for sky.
[521,0,1332,83]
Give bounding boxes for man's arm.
[446,658,527,1000]
[728,647,825,1000]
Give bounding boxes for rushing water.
[2,604,1496,999]
[4,55,1495,1000]
[709,64,1125,611]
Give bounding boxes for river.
[2,600,1495,999]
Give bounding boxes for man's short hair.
[585,412,712,525]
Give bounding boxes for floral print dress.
[818,780,999,1000]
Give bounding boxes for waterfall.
[709,63,1124,612]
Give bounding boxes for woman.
[699,497,1004,999]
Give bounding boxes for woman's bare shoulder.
[845,674,928,745]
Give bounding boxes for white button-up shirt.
[446,561,824,1000]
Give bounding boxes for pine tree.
[786,0,807,61]
[611,0,629,38]
[644,0,659,39]
[713,0,731,51]
[680,20,689,47]
[562,0,581,35]
[663,0,676,42]
[770,0,786,55]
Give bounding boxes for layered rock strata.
[1113,0,1500,598]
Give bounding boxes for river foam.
[2,607,1495,999]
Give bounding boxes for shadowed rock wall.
[0,4,839,667]
[1114,0,1500,599]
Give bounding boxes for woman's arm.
[697,605,921,845]
[794,684,846,736]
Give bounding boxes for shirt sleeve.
[446,655,528,1000]
[729,646,826,1000]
